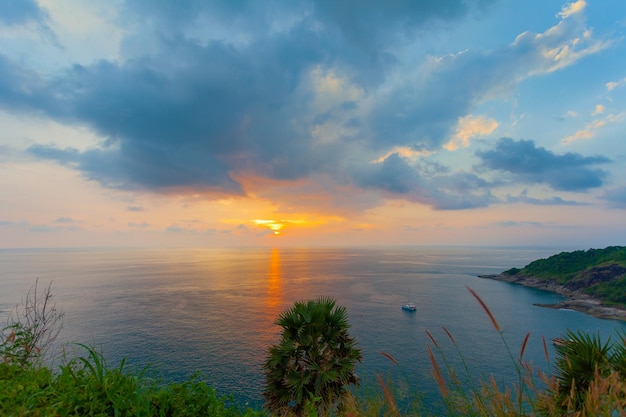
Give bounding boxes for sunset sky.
[1,0,625,248]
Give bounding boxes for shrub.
[0,279,64,366]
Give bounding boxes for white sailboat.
[402,291,416,311]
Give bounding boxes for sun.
[254,219,286,236]
[249,215,341,236]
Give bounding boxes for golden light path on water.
[266,248,282,315]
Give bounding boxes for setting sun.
[254,219,286,235]
[252,218,322,236]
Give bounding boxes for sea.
[1,246,625,411]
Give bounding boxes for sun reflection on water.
[266,248,282,317]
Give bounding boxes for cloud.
[606,78,626,91]
[127,206,146,212]
[356,153,496,210]
[592,104,605,116]
[0,0,48,27]
[476,138,610,191]
[512,4,610,75]
[128,221,150,228]
[0,218,81,232]
[506,190,586,206]
[557,0,586,19]
[29,223,80,233]
[561,111,626,144]
[123,0,495,54]
[0,0,58,46]
[0,1,617,214]
[366,6,608,151]
[599,186,626,209]
[444,115,499,150]
[310,0,496,50]
[497,220,549,228]
[55,216,75,223]
[0,220,28,228]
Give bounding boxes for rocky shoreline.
[478,274,626,322]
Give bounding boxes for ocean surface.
[1,246,625,410]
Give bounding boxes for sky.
[0,0,625,249]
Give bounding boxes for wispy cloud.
[506,190,586,206]
[128,221,150,228]
[561,111,626,144]
[55,216,75,223]
[606,77,626,91]
[557,0,586,19]
[497,220,550,228]
[592,104,605,116]
[444,115,499,151]
[599,186,626,209]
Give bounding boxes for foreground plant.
[420,288,626,417]
[535,329,626,415]
[0,343,264,417]
[0,279,64,366]
[263,296,362,416]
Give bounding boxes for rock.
[478,273,626,322]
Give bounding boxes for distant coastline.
[478,273,626,322]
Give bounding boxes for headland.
[476,246,626,322]
[478,273,626,322]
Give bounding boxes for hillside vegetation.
[504,246,626,306]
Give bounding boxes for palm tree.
[553,329,614,411]
[262,297,362,416]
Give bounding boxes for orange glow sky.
[1,0,625,248]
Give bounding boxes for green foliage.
[542,329,626,414]
[263,297,362,416]
[517,246,626,282]
[584,276,626,305]
[552,330,614,410]
[503,267,521,276]
[0,344,265,417]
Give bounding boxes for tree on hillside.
[262,297,362,416]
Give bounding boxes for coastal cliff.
[479,246,626,321]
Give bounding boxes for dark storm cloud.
[123,0,493,48]
[476,138,610,191]
[600,186,626,209]
[312,0,494,48]
[0,0,47,27]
